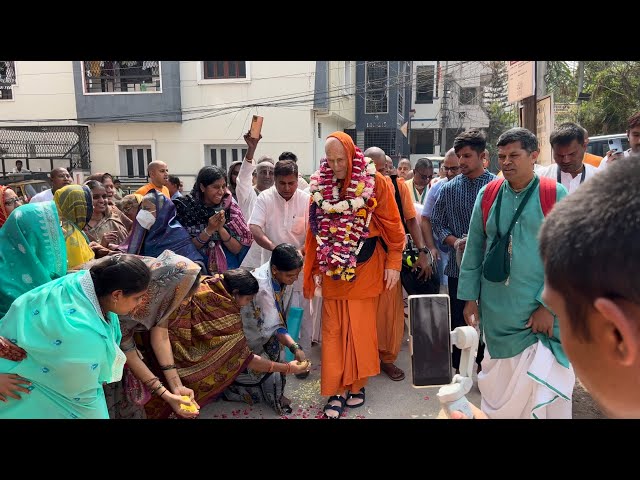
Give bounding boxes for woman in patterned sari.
[0,255,151,418]
[105,250,309,418]
[54,184,96,270]
[174,166,252,273]
[105,250,202,419]
[122,189,205,270]
[83,180,129,250]
[144,265,309,418]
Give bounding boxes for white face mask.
[136,209,156,230]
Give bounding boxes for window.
[411,129,435,154]
[83,61,160,94]
[343,128,357,145]
[318,122,322,139]
[365,61,388,114]
[459,87,478,105]
[0,61,16,100]
[203,61,247,80]
[207,145,247,171]
[364,128,396,155]
[119,145,153,177]
[416,65,435,104]
[398,62,406,116]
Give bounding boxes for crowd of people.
[0,111,639,419]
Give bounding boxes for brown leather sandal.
[380,362,406,381]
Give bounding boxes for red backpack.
[481,177,557,232]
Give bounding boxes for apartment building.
[0,61,357,190]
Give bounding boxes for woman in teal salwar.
[0,255,151,419]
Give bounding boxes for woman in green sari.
[0,255,151,418]
[0,201,67,320]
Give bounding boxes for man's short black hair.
[453,129,486,155]
[550,122,586,147]
[279,151,298,162]
[274,159,298,178]
[414,158,433,171]
[539,156,640,341]
[168,175,181,188]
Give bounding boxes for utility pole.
[440,60,449,155]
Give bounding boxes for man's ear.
[593,297,639,367]
[531,149,540,162]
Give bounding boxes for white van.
[587,133,629,157]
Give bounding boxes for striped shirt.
[431,171,496,278]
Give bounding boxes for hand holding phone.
[250,115,263,139]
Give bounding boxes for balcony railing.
[83,61,161,93]
[0,61,16,100]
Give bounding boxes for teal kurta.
[457,175,570,367]
[0,270,125,419]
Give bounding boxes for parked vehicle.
[0,172,51,202]
[6,179,51,202]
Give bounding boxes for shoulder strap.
[481,178,505,232]
[539,176,557,217]
[390,175,407,233]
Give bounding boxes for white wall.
[328,60,356,125]
[449,61,490,130]
[89,61,358,187]
[0,61,77,123]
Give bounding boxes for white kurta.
[244,186,313,350]
[537,163,597,194]
[29,189,54,203]
[247,186,310,267]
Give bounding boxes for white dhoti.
[478,340,575,419]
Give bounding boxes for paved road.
[199,324,482,420]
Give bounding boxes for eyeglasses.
[443,166,461,172]
[415,171,433,180]
[4,197,22,207]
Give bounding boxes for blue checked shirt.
[431,171,496,278]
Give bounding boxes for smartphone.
[250,115,263,139]
[608,138,624,154]
[409,294,452,387]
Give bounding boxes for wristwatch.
[288,342,303,354]
[418,247,429,254]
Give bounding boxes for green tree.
[546,61,577,104]
[546,61,578,124]
[579,61,640,135]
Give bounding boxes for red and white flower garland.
[309,149,377,282]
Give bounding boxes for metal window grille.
[0,125,90,172]
[416,65,435,104]
[83,61,161,93]
[0,61,16,100]
[364,128,396,156]
[365,61,388,114]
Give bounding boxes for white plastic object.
[437,326,479,418]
